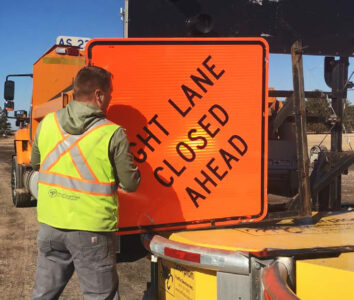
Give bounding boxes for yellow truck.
[142,212,354,299]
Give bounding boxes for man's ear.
[94,89,100,100]
[94,89,103,105]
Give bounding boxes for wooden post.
[291,40,312,216]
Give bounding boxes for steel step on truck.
[3,0,354,299]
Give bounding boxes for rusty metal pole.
[329,57,349,210]
[291,40,311,216]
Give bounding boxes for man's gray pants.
[31,223,119,300]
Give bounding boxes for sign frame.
[86,38,268,233]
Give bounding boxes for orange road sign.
[86,38,268,233]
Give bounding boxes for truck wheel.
[11,156,34,207]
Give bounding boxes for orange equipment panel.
[86,38,268,233]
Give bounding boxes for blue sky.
[1,0,353,127]
[0,0,124,122]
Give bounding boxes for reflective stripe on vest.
[39,171,116,195]
[39,112,118,196]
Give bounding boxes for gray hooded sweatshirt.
[31,100,140,192]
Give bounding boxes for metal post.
[291,40,311,216]
[329,57,349,210]
[150,255,159,299]
[123,0,129,38]
[250,257,263,300]
[5,74,33,80]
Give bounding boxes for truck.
[4,42,86,207]
[3,0,354,299]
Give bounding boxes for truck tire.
[11,156,35,207]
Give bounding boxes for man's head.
[73,66,113,114]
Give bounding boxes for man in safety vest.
[30,66,140,300]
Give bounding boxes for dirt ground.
[0,138,150,300]
[0,135,353,299]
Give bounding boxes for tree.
[305,96,331,133]
[305,95,354,134]
[343,101,354,133]
[0,108,12,137]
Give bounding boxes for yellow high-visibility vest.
[37,112,119,231]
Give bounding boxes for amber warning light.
[86,38,269,234]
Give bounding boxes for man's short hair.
[74,66,112,99]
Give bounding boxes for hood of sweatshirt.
[58,100,105,135]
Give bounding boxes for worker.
[30,66,140,300]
